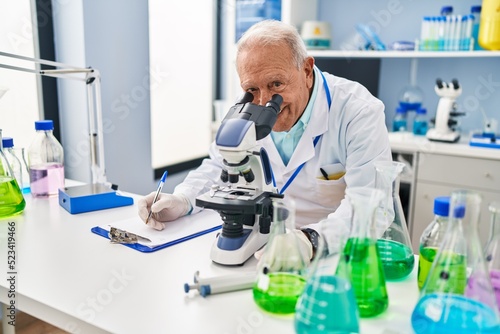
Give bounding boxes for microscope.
[196,93,283,266]
[426,78,465,143]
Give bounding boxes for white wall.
[51,0,89,183]
[51,0,152,193]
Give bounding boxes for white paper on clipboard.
[96,209,222,248]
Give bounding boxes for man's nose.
[257,91,272,106]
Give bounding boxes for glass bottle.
[398,85,423,113]
[336,187,389,318]
[28,120,65,197]
[374,161,415,281]
[0,129,26,218]
[483,201,500,311]
[253,197,308,316]
[413,107,428,136]
[392,106,408,132]
[418,196,450,290]
[411,190,500,334]
[471,5,483,50]
[295,223,360,334]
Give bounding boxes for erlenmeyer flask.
[0,129,26,218]
[295,224,360,334]
[253,197,308,316]
[374,160,415,280]
[336,187,389,318]
[483,201,500,311]
[13,147,30,194]
[411,190,500,334]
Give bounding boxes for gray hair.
[236,20,308,69]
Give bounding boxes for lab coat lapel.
[261,136,285,179]
[284,88,329,174]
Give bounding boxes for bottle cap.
[471,5,481,14]
[440,6,453,16]
[395,106,406,114]
[2,137,13,148]
[453,205,466,219]
[416,107,427,115]
[434,196,450,216]
[35,120,54,131]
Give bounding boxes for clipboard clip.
[109,227,151,244]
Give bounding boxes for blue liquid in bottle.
[295,275,359,334]
[411,293,500,334]
[393,119,407,132]
[413,120,428,135]
[392,107,407,132]
[413,108,428,135]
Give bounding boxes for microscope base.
[426,128,460,143]
[210,228,268,266]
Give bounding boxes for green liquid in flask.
[376,239,415,280]
[338,237,388,317]
[253,272,306,316]
[0,177,26,218]
[418,246,437,290]
[419,247,466,294]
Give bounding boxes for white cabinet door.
[149,0,215,169]
[412,182,499,253]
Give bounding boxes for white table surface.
[0,189,420,334]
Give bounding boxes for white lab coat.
[174,70,392,253]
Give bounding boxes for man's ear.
[303,56,315,88]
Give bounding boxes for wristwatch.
[301,228,320,259]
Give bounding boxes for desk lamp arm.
[0,50,107,185]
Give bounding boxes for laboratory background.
[0,0,498,194]
[1,0,500,332]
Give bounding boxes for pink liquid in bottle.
[30,163,65,197]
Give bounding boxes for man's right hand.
[138,193,191,230]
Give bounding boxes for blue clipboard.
[91,225,221,253]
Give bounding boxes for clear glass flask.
[411,190,500,334]
[483,201,500,311]
[295,224,360,334]
[0,129,26,218]
[2,137,23,193]
[253,197,308,316]
[374,161,415,281]
[336,187,389,318]
[14,147,30,194]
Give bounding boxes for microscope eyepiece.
[265,94,283,114]
[237,92,254,104]
[436,79,443,89]
[452,79,459,89]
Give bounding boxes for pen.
[320,167,329,180]
[145,170,168,225]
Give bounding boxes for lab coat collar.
[260,68,330,179]
[284,68,329,174]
